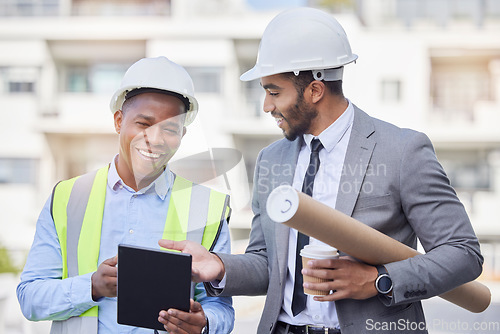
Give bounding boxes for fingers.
[158,313,189,334]
[99,261,118,279]
[101,255,118,278]
[302,258,379,301]
[302,257,355,279]
[91,271,117,300]
[104,255,118,267]
[159,239,187,252]
[304,258,343,270]
[103,264,118,278]
[313,290,349,302]
[190,299,203,313]
[302,267,333,280]
[91,256,119,300]
[158,299,206,334]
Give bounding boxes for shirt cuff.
[71,272,100,310]
[209,273,227,289]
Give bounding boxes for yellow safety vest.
[49,166,230,334]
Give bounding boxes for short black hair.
[121,88,190,115]
[124,87,190,111]
[281,71,344,97]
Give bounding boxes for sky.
[246,0,307,10]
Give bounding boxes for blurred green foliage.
[320,0,354,9]
[0,243,19,274]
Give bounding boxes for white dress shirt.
[278,100,354,327]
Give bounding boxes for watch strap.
[201,317,209,334]
[375,265,393,295]
[376,264,388,276]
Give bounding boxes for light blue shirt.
[17,158,234,334]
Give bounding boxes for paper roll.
[266,185,491,313]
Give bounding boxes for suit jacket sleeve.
[205,149,269,297]
[384,131,483,305]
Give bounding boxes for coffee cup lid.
[300,244,338,259]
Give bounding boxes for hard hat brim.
[239,54,358,82]
[240,66,262,82]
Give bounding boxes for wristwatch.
[375,265,393,295]
[200,318,209,334]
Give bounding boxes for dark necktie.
[291,138,323,317]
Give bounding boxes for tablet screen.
[117,244,192,330]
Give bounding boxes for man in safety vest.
[17,56,234,334]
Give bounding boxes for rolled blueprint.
[266,185,491,313]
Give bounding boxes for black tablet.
[117,244,192,330]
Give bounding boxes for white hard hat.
[110,56,199,126]
[240,7,358,82]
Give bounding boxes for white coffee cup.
[300,244,339,296]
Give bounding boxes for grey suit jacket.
[206,106,483,334]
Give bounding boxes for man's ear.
[308,81,326,104]
[114,110,123,134]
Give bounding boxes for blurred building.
[347,0,500,283]
[1,0,500,332]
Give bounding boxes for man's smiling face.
[261,74,318,141]
[114,92,186,190]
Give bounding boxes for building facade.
[1,0,499,332]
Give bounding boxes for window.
[65,66,89,92]
[62,63,128,93]
[431,55,491,121]
[394,0,495,27]
[90,64,128,94]
[71,0,171,16]
[0,0,59,16]
[0,67,37,94]
[9,82,35,93]
[244,79,264,117]
[0,158,37,184]
[437,150,491,191]
[185,67,223,94]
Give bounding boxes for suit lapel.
[274,138,302,282]
[272,107,376,279]
[335,106,376,216]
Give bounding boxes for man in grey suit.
[158,7,483,334]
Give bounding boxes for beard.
[281,94,318,141]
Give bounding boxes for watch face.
[377,274,393,294]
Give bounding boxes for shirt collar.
[303,99,354,153]
[108,155,173,200]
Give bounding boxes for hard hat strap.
[312,67,344,81]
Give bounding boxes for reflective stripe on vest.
[50,316,97,334]
[50,166,230,334]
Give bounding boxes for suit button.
[422,290,427,295]
[404,292,410,298]
[415,290,421,296]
